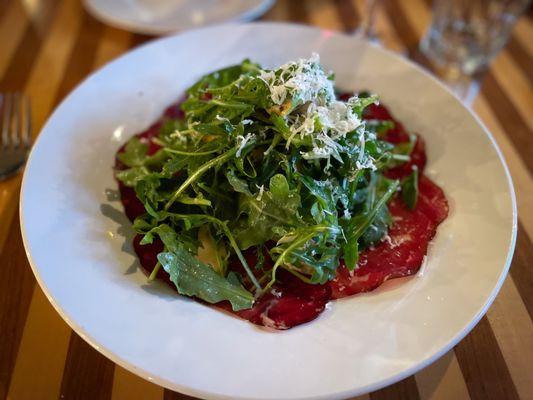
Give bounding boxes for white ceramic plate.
[84,0,274,35]
[21,23,516,400]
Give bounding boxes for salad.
[115,54,448,329]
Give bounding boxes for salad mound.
[115,54,447,327]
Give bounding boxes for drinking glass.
[420,0,530,104]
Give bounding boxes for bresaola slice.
[218,271,332,330]
[330,178,447,299]
[116,98,449,330]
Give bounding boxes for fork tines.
[1,92,32,150]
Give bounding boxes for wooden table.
[1,1,531,399]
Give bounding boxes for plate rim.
[19,21,518,400]
[82,0,276,35]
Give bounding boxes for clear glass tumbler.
[420,0,530,104]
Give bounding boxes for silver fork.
[0,93,32,180]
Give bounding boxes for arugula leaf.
[401,168,419,210]
[158,248,254,311]
[225,169,252,196]
[116,167,149,186]
[342,179,399,270]
[233,175,301,249]
[117,137,148,167]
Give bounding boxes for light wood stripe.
[369,376,421,400]
[415,351,471,400]
[486,275,533,400]
[306,0,344,31]
[59,333,115,400]
[0,207,36,399]
[25,0,85,136]
[455,317,520,400]
[53,7,105,106]
[0,0,29,78]
[7,287,71,400]
[93,27,132,69]
[111,366,163,400]
[0,0,58,91]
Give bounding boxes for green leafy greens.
[117,54,415,310]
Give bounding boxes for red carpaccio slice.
[116,97,448,330]
[330,176,447,298]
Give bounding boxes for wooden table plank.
[111,366,163,400]
[0,208,36,399]
[0,0,29,78]
[7,287,71,400]
[455,317,520,400]
[415,351,472,400]
[487,275,533,400]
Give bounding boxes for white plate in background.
[84,0,274,35]
[20,23,516,400]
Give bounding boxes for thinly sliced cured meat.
[417,175,449,225]
[218,271,331,330]
[117,97,449,330]
[330,176,447,299]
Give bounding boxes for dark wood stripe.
[369,376,421,400]
[506,35,533,83]
[333,0,361,32]
[0,0,58,91]
[480,71,533,174]
[286,0,310,24]
[164,389,201,400]
[53,8,105,107]
[509,222,533,319]
[0,0,9,19]
[0,203,36,399]
[130,33,154,49]
[59,332,115,400]
[381,0,433,69]
[527,4,533,19]
[455,316,520,400]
